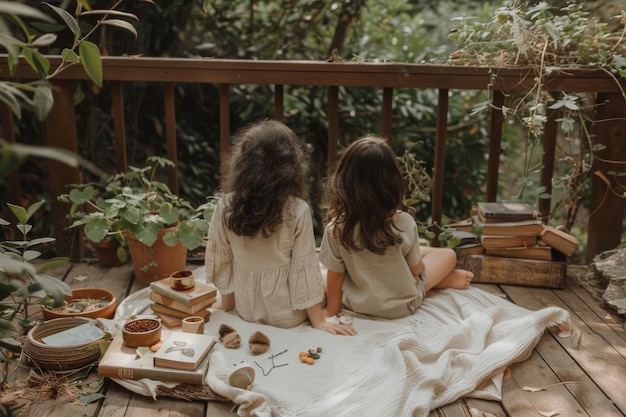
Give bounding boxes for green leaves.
[78,41,102,87]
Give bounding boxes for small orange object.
[306,357,314,365]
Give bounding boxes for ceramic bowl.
[41,287,117,320]
[122,318,162,347]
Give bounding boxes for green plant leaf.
[100,19,138,38]
[61,48,80,64]
[78,41,103,87]
[21,47,50,79]
[6,203,28,224]
[33,83,54,121]
[84,217,109,243]
[0,335,21,352]
[34,257,69,273]
[43,2,81,44]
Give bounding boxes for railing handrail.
[2,55,625,262]
[1,56,624,92]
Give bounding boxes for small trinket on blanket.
[228,362,255,390]
[248,331,270,355]
[218,324,241,348]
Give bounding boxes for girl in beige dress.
[320,136,473,320]
[205,120,356,335]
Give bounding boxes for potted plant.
[59,156,212,284]
[0,202,73,329]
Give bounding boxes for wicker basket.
[23,317,106,371]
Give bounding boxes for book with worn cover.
[153,333,217,371]
[540,225,579,257]
[150,277,217,306]
[97,330,210,384]
[150,302,212,321]
[479,234,538,249]
[149,291,216,314]
[484,243,554,261]
[455,242,485,257]
[474,216,543,236]
[456,254,565,288]
[477,202,540,224]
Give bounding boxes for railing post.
[432,88,449,246]
[327,86,339,171]
[0,103,20,205]
[382,87,393,142]
[111,81,128,173]
[219,84,231,192]
[586,92,626,262]
[485,90,504,202]
[274,85,284,122]
[45,80,82,259]
[163,82,178,194]
[539,93,559,222]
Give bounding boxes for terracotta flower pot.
[126,227,187,284]
[88,238,127,267]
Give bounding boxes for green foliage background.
[7,0,623,251]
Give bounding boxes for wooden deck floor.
[11,261,626,417]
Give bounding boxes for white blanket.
[114,286,572,417]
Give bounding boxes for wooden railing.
[2,56,626,262]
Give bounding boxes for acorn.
[218,324,241,349]
[248,331,270,355]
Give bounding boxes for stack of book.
[452,202,580,289]
[98,329,217,384]
[475,201,548,260]
[149,277,218,328]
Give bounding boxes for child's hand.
[315,320,357,336]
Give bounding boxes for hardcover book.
[479,234,538,249]
[455,242,485,257]
[456,254,565,289]
[149,291,216,314]
[150,277,218,306]
[153,333,217,371]
[97,330,211,384]
[150,302,212,321]
[540,225,579,257]
[474,216,543,236]
[476,202,540,224]
[484,243,554,261]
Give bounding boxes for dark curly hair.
[224,120,306,238]
[326,135,406,254]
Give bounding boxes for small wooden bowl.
[169,270,195,291]
[41,287,117,320]
[122,318,162,347]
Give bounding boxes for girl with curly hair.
[205,120,356,335]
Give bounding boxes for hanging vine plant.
[448,0,626,231]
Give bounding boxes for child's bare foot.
[435,269,473,290]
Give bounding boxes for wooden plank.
[506,348,588,417]
[502,284,626,416]
[205,401,236,417]
[553,283,626,360]
[566,278,626,346]
[464,398,507,417]
[533,324,623,417]
[98,381,133,417]
[432,400,470,416]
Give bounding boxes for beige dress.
[319,211,426,319]
[204,194,324,328]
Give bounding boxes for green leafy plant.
[0,0,139,121]
[58,156,212,264]
[449,0,626,233]
[0,201,72,326]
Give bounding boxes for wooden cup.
[181,316,205,334]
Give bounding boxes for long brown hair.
[326,136,406,254]
[225,120,306,238]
